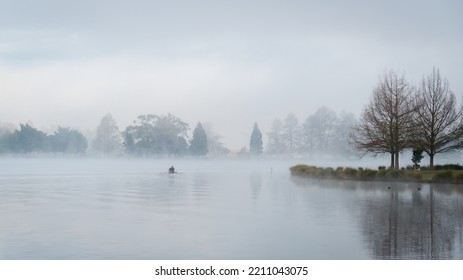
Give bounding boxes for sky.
[1,0,462,149]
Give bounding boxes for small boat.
[160,166,181,175]
[159,171,182,175]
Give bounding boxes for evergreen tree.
[189,122,208,156]
[411,146,424,169]
[250,123,263,154]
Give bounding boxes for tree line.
[0,108,355,158]
[0,113,219,157]
[265,108,356,158]
[1,67,459,167]
[121,113,212,157]
[0,112,233,157]
[0,124,88,154]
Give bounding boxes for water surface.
[0,158,462,259]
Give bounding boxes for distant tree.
[67,129,88,154]
[301,116,316,155]
[125,114,158,155]
[412,68,463,168]
[93,113,122,156]
[301,107,337,156]
[189,122,208,156]
[203,123,230,157]
[332,112,356,157]
[350,71,415,169]
[302,108,355,158]
[3,124,47,153]
[0,123,15,153]
[124,113,189,156]
[155,114,190,155]
[122,129,136,155]
[267,119,286,154]
[249,123,263,154]
[174,136,189,155]
[282,113,300,154]
[49,127,88,154]
[207,134,229,156]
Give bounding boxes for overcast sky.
[1,0,462,148]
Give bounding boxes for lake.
[0,158,462,259]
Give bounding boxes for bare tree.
[412,68,463,168]
[282,113,300,154]
[301,107,337,156]
[350,71,415,169]
[94,113,122,156]
[266,119,286,154]
[333,111,356,157]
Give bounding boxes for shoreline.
[290,164,463,185]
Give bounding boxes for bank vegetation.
[290,164,463,184]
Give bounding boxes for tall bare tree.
[412,68,463,168]
[350,71,415,169]
[266,119,286,154]
[282,113,300,154]
[301,107,337,156]
[94,113,122,156]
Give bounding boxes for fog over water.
[1,0,463,261]
[0,158,462,259]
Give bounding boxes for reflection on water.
[0,158,462,259]
[249,173,262,201]
[292,177,463,259]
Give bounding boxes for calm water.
[0,158,462,260]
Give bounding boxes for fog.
[1,158,462,259]
[1,0,462,148]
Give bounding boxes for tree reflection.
[291,177,463,259]
[249,173,262,202]
[358,183,463,259]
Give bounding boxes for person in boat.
[168,166,175,174]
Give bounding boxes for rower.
[168,166,175,174]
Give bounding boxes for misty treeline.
[0,108,355,158]
[265,109,356,158]
[1,67,461,166]
[0,113,226,157]
[0,124,87,154]
[122,114,217,157]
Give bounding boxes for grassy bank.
[290,164,463,184]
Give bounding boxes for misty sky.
[1,0,462,148]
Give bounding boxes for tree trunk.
[395,152,399,169]
[430,154,434,169]
[390,153,395,169]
